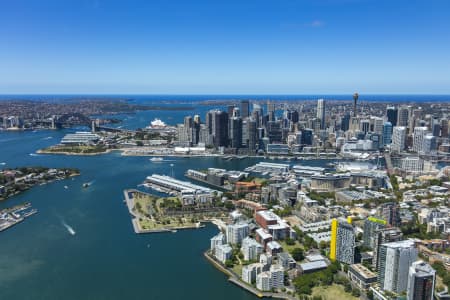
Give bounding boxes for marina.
[0,203,37,232]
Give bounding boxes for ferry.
[150,157,164,162]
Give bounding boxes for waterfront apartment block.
[226,222,249,245]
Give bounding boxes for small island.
[0,166,80,201]
[37,144,112,155]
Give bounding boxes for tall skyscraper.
[382,121,393,146]
[211,110,229,148]
[316,99,326,129]
[229,117,243,149]
[413,127,429,153]
[397,105,410,127]
[267,121,282,143]
[422,134,436,154]
[363,217,386,249]
[247,118,258,151]
[407,261,435,300]
[341,113,350,131]
[392,126,407,153]
[378,240,418,294]
[387,106,398,126]
[330,218,356,265]
[267,101,275,122]
[240,100,250,118]
[373,227,403,270]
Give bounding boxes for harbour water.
[0,99,376,299]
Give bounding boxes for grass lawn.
[312,284,358,300]
[279,240,304,254]
[231,263,243,276]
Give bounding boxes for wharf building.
[330,218,356,265]
[407,261,435,300]
[378,239,418,294]
[144,174,216,206]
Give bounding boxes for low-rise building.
[348,263,377,290]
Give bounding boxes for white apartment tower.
[392,126,406,153]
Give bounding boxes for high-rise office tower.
[382,122,393,146]
[211,110,229,148]
[363,217,386,249]
[387,106,398,126]
[407,261,435,300]
[378,240,418,294]
[373,117,384,135]
[316,99,326,129]
[341,113,350,132]
[247,118,257,151]
[392,126,407,153]
[409,108,422,134]
[397,105,410,127]
[290,110,299,123]
[229,117,243,149]
[240,100,250,118]
[227,105,236,117]
[413,127,429,153]
[301,129,313,145]
[330,218,356,265]
[431,117,440,137]
[440,118,449,138]
[373,227,403,270]
[360,119,370,133]
[267,121,282,143]
[252,104,263,127]
[267,101,275,122]
[422,134,436,153]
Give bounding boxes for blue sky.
[1,0,449,94]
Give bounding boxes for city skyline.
[1,0,450,94]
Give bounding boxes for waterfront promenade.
[204,251,296,300]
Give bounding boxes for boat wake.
[0,162,6,165]
[62,221,76,236]
[29,153,39,156]
[42,136,53,140]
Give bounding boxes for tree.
[290,247,304,261]
[224,260,234,268]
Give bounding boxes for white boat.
[150,157,164,162]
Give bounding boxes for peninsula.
[0,167,80,201]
